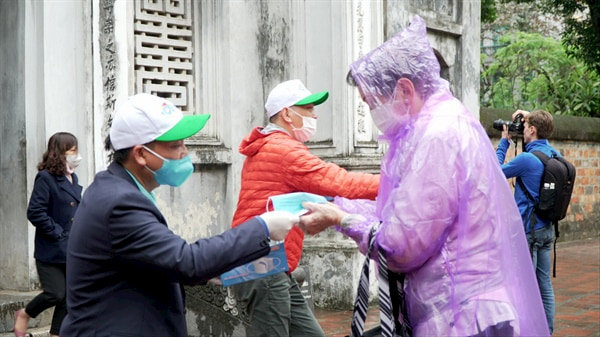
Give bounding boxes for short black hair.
[104,135,131,164]
[346,70,358,87]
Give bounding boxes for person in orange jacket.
[231,79,379,337]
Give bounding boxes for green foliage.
[481,0,498,23]
[556,0,600,74]
[481,32,600,117]
[500,0,600,74]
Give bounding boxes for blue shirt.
[497,139,559,233]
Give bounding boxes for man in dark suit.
[60,93,297,337]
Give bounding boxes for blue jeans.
[527,224,555,334]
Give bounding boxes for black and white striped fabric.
[349,224,412,337]
[350,225,378,337]
[377,249,395,336]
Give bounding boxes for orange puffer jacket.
[232,127,379,272]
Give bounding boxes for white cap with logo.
[109,93,210,150]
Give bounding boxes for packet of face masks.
[220,242,288,287]
[267,192,331,216]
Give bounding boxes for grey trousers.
[233,272,325,337]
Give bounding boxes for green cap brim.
[294,91,329,106]
[156,114,211,142]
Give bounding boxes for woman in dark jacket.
[14,132,82,337]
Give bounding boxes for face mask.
[65,154,82,174]
[289,108,317,142]
[143,146,193,187]
[369,88,410,135]
[267,192,328,215]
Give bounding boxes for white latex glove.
[259,210,299,241]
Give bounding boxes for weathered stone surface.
[184,284,249,337]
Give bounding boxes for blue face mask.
[143,146,193,187]
[267,192,329,215]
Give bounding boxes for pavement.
[315,237,600,337]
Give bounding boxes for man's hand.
[513,109,530,120]
[297,202,349,235]
[502,124,511,141]
[207,277,222,286]
[259,210,299,241]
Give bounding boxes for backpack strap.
[516,176,537,207]
[531,150,551,163]
[516,176,539,237]
[553,233,558,278]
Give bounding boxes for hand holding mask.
[259,210,299,241]
[297,201,349,235]
[267,192,329,215]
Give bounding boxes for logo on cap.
[161,102,176,116]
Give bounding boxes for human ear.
[132,145,148,166]
[396,78,415,102]
[281,107,294,123]
[530,125,538,137]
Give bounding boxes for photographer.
[496,109,558,334]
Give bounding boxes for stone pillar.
[0,0,33,291]
[0,0,94,291]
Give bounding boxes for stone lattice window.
[134,0,194,112]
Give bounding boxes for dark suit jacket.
[60,162,271,337]
[27,169,82,264]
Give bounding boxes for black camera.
[493,113,524,134]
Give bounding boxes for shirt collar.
[261,123,291,136]
[124,168,157,205]
[525,139,549,152]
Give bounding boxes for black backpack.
[517,150,576,276]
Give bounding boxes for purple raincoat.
[336,15,549,336]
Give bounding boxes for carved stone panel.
[134,0,194,111]
[410,0,458,22]
[184,284,250,337]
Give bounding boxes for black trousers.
[25,260,67,335]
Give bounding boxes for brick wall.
[560,141,600,240]
[482,108,600,242]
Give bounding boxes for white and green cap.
[265,79,329,118]
[110,93,210,150]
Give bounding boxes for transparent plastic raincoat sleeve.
[336,131,458,270]
[335,15,549,337]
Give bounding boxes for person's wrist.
[256,216,270,237]
[340,214,364,229]
[340,215,352,229]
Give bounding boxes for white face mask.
[66,153,82,174]
[369,88,410,135]
[288,108,317,142]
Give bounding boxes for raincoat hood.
[350,15,448,105]
[238,127,285,157]
[349,15,450,136]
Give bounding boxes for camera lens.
[493,119,510,131]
